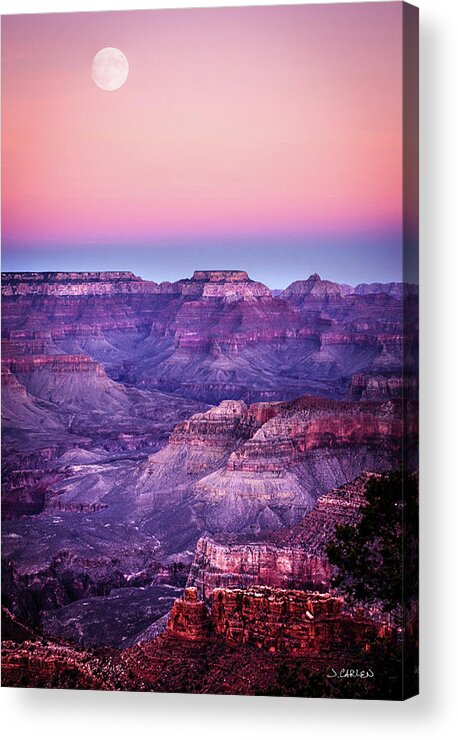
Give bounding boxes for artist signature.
[326,667,375,679]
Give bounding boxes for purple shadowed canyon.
[2,269,417,656]
[1,3,418,696]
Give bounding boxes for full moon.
[91,47,129,91]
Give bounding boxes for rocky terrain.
[1,639,110,690]
[168,586,382,656]
[1,269,417,665]
[347,372,419,401]
[187,475,372,599]
[2,269,418,403]
[2,584,395,697]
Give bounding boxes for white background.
[1,0,457,737]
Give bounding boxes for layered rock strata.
[347,373,418,401]
[188,475,372,598]
[193,397,411,509]
[167,587,212,641]
[188,537,330,599]
[2,269,418,653]
[2,270,418,404]
[1,640,109,689]
[167,586,380,657]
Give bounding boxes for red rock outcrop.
[188,537,330,600]
[167,587,212,641]
[211,587,380,655]
[188,475,373,597]
[166,585,381,657]
[143,398,289,484]
[194,396,411,509]
[1,640,110,689]
[225,398,405,474]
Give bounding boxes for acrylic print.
[1,2,419,699]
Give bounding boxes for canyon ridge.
[1,269,418,693]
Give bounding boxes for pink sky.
[2,3,405,281]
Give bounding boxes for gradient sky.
[2,3,410,287]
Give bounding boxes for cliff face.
[2,269,417,655]
[1,269,270,299]
[271,474,370,549]
[225,397,404,474]
[347,372,419,401]
[169,400,258,448]
[193,397,410,515]
[2,269,417,404]
[141,399,258,482]
[177,270,271,300]
[166,585,379,657]
[191,270,250,282]
[1,640,110,689]
[188,538,331,600]
[167,587,212,641]
[2,354,131,415]
[1,271,158,296]
[187,475,372,598]
[3,354,104,371]
[136,391,414,538]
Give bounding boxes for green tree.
[326,472,419,620]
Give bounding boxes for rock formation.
[188,537,331,599]
[2,269,418,403]
[166,585,380,657]
[281,273,349,298]
[192,396,411,517]
[188,474,373,598]
[347,372,419,401]
[167,586,212,641]
[1,269,417,657]
[1,639,109,689]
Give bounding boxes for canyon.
[2,269,418,403]
[187,474,373,599]
[167,585,384,657]
[1,269,417,677]
[2,583,393,695]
